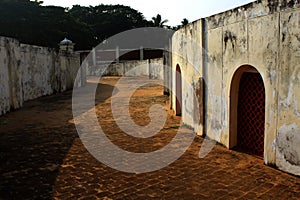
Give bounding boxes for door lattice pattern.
[237,72,265,157]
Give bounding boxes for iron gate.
[237,72,265,157]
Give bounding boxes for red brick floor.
[0,77,299,199]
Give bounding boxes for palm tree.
[181,18,189,26]
[152,14,168,27]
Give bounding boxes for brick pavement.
[0,77,299,199]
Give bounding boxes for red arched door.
[237,72,265,157]
[176,65,182,116]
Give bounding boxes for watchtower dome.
[59,38,75,53]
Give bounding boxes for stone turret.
[59,38,75,53]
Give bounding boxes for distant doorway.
[230,66,265,157]
[176,64,182,116]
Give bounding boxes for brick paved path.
[0,77,299,199]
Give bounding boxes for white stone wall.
[0,36,82,115]
[20,44,57,101]
[0,37,15,115]
[171,0,300,175]
[276,8,300,175]
[171,19,203,134]
[87,58,164,80]
[149,58,164,80]
[0,37,23,115]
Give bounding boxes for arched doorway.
[230,66,265,157]
[176,64,182,116]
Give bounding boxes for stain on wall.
[277,123,300,175]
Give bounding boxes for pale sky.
[41,0,255,26]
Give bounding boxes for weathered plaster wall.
[0,41,10,114]
[59,52,81,92]
[124,60,150,77]
[87,58,164,80]
[20,44,58,101]
[149,58,164,79]
[0,36,82,115]
[172,0,300,175]
[0,37,22,115]
[172,20,203,135]
[277,8,300,175]
[0,38,23,114]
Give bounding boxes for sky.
[41,0,255,26]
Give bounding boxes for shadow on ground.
[0,81,115,199]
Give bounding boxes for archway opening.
[175,64,182,116]
[230,66,265,158]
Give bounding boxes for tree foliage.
[0,0,181,50]
[69,4,152,46]
[0,0,95,49]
